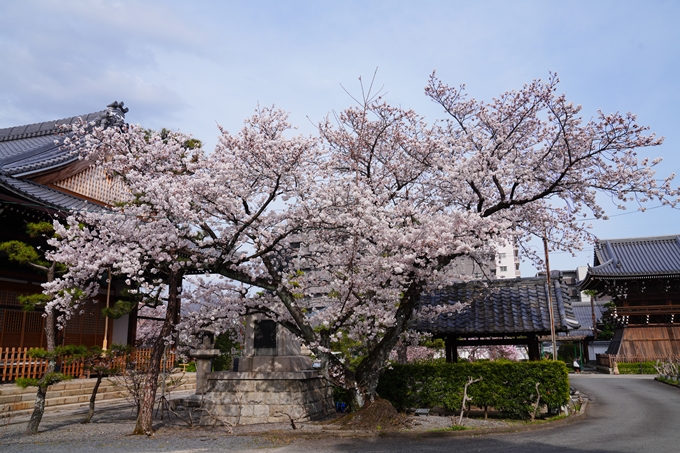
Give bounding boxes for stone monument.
[198,315,334,425]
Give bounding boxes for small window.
[290,242,301,249]
[498,253,507,259]
[515,263,520,270]
[500,266,508,272]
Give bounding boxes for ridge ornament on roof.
[100,101,129,128]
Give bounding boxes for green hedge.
[377,361,569,419]
[617,361,657,374]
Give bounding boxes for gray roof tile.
[0,140,78,176]
[587,235,680,279]
[415,277,580,336]
[0,109,117,163]
[561,302,608,338]
[0,103,128,214]
[0,175,108,213]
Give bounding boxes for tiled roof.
[0,139,77,176]
[0,175,108,213]
[0,110,106,160]
[414,277,580,337]
[560,301,608,338]
[585,235,680,280]
[0,102,128,214]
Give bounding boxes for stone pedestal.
[200,370,334,425]
[196,315,333,425]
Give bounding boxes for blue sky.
[1,0,679,275]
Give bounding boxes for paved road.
[3,375,679,452]
[271,375,680,453]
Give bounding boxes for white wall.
[112,313,129,345]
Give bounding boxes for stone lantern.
[190,328,221,395]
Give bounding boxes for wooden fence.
[596,353,680,368]
[0,347,176,383]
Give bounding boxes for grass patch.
[656,376,680,387]
[540,414,568,423]
[430,424,470,432]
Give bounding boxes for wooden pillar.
[445,335,458,363]
[527,333,540,361]
[19,311,26,349]
[127,305,138,346]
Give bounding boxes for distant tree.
[597,302,621,340]
[79,344,131,423]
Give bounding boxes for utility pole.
[543,237,557,360]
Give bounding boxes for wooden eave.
[30,159,93,186]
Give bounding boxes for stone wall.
[200,370,334,425]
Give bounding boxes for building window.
[515,263,520,270]
[500,266,508,272]
[498,253,507,259]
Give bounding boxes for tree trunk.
[395,339,407,365]
[348,387,366,413]
[82,373,103,424]
[349,281,423,409]
[132,270,181,435]
[25,308,57,435]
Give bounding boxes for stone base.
[236,355,313,372]
[199,370,334,425]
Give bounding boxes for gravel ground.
[1,405,282,453]
[0,403,522,453]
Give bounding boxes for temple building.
[579,235,680,365]
[0,102,135,349]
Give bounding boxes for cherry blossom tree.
[48,74,676,417]
[459,344,524,362]
[46,126,207,435]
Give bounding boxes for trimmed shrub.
[377,361,569,419]
[617,361,657,375]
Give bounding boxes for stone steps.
[0,372,196,417]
